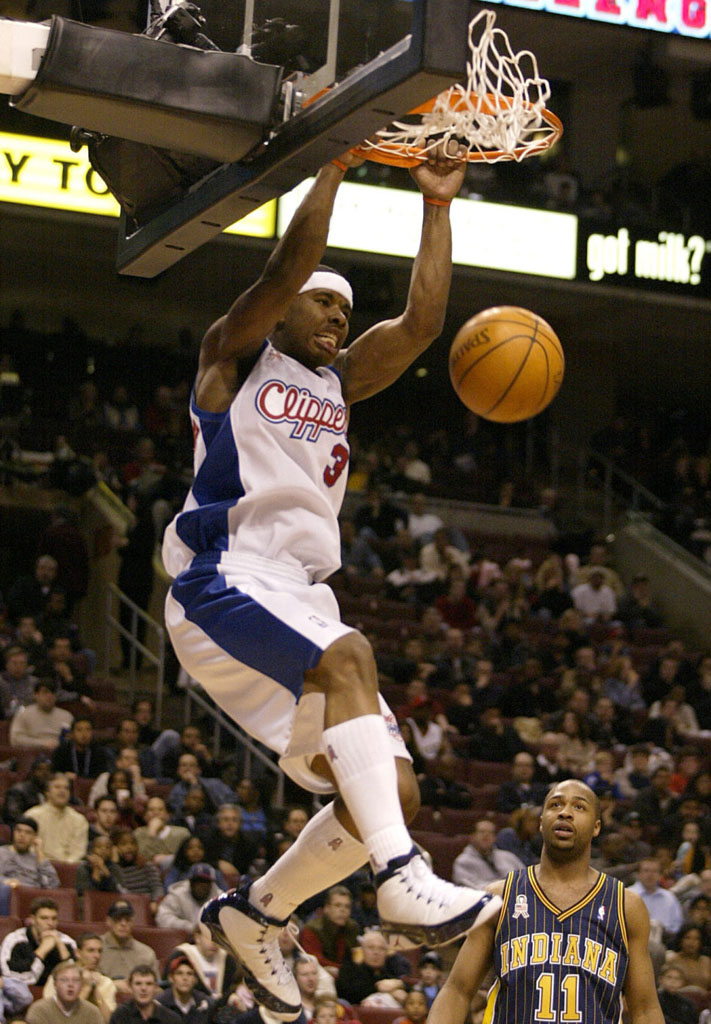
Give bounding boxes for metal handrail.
[182,674,285,805]
[577,447,666,533]
[104,582,166,726]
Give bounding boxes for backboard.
[111,0,474,277]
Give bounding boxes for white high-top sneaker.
[376,848,502,947]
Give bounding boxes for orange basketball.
[449,306,564,423]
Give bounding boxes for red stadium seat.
[0,915,22,944]
[411,830,468,881]
[130,926,191,970]
[83,890,155,925]
[51,861,79,888]
[10,886,79,923]
[354,1007,402,1024]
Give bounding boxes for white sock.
[249,802,368,921]
[322,714,412,873]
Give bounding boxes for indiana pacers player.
[430,779,664,1024]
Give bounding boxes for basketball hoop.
[350,10,562,167]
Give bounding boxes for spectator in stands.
[349,881,380,932]
[164,924,238,999]
[686,771,711,814]
[233,778,267,842]
[429,628,477,690]
[76,835,122,897]
[452,818,524,888]
[500,658,557,721]
[37,507,90,616]
[14,613,47,669]
[37,593,80,651]
[167,754,233,817]
[0,644,38,716]
[131,698,160,747]
[618,574,664,630]
[633,765,678,827]
[339,516,384,579]
[354,485,407,570]
[688,656,711,731]
[111,830,163,914]
[9,679,73,750]
[533,565,573,621]
[163,836,212,889]
[43,932,117,1024]
[630,857,685,941]
[109,718,159,779]
[203,804,257,877]
[160,725,218,781]
[385,549,440,605]
[419,526,470,584]
[532,733,567,788]
[157,955,213,1024]
[554,710,597,777]
[38,632,93,707]
[0,815,59,907]
[571,568,616,625]
[574,542,625,596]
[405,696,447,762]
[468,705,525,763]
[89,749,148,810]
[496,806,542,866]
[559,646,602,702]
[51,717,111,779]
[655,963,697,1024]
[617,812,652,870]
[1,755,52,825]
[415,950,443,1009]
[336,928,408,1007]
[26,772,88,862]
[6,555,58,622]
[418,750,472,811]
[649,687,700,742]
[394,989,429,1024]
[133,796,190,870]
[156,863,222,932]
[496,752,548,814]
[301,885,360,978]
[292,957,319,1020]
[27,960,104,1024]
[434,571,477,631]
[642,696,688,750]
[0,895,76,986]
[406,493,443,546]
[615,745,653,799]
[99,900,159,995]
[169,786,210,838]
[643,652,687,708]
[583,750,625,801]
[108,964,178,1024]
[603,655,646,714]
[104,385,140,434]
[103,770,144,830]
[686,895,711,952]
[89,797,120,842]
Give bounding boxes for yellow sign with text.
[0,130,276,237]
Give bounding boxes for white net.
[357,9,562,165]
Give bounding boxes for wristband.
[331,158,349,172]
[423,196,451,207]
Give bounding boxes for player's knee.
[313,630,377,695]
[397,759,420,824]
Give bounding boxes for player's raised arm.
[623,889,666,1024]
[335,146,466,406]
[196,153,359,406]
[428,880,503,1024]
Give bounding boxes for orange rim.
[349,91,563,168]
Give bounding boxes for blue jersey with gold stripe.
[484,867,629,1024]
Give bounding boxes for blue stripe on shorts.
[171,559,324,698]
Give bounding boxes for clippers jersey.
[162,340,349,583]
[485,868,629,1024]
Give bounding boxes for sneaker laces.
[284,918,319,966]
[251,918,297,986]
[393,854,462,910]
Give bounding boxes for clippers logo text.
[256,379,347,442]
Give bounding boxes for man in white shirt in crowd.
[571,567,617,626]
[26,772,88,862]
[133,795,190,869]
[9,679,72,750]
[452,819,525,889]
[629,856,685,942]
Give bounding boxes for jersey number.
[324,444,349,487]
[534,973,581,1022]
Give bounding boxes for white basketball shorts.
[165,551,408,793]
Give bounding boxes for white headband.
[299,271,353,307]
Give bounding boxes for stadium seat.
[71,776,94,807]
[10,886,79,923]
[0,915,22,944]
[131,926,191,969]
[354,1006,402,1024]
[83,890,155,925]
[0,822,11,845]
[51,861,79,888]
[411,830,468,881]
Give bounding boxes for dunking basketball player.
[429,779,664,1024]
[161,144,500,1020]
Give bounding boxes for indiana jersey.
[484,868,629,1024]
[162,340,349,582]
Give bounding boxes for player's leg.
[304,631,499,948]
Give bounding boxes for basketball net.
[352,10,562,166]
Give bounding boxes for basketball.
[448,306,564,423]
